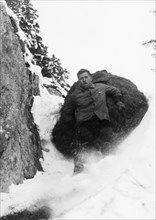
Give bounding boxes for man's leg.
[73,117,100,174]
[93,120,113,152]
[77,126,94,143]
[76,117,100,143]
[99,120,113,142]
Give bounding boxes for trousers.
[76,115,112,143]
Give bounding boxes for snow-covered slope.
[1,87,155,220]
[56,91,155,220]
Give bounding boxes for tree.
[142,10,156,73]
[142,10,156,57]
[142,39,156,57]
[5,0,70,94]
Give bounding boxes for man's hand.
[116,101,126,111]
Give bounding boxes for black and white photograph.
[0,0,155,219]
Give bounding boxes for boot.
[73,161,84,174]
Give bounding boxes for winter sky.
[32,0,155,93]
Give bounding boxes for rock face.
[0,3,42,192]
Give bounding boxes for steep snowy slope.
[1,88,155,220]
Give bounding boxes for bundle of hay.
[52,70,148,158]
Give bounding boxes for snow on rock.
[2,0,66,95]
[3,0,31,47]
[31,87,63,141]
[3,1,43,85]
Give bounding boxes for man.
[62,69,125,147]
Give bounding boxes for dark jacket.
[62,83,122,123]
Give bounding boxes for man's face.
[78,72,92,88]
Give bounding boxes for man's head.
[77,69,92,89]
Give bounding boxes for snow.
[31,88,63,140]
[3,0,31,48]
[0,85,155,219]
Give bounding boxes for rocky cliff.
[0,2,43,192]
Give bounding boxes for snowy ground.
[0,87,155,220]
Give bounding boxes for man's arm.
[106,85,125,110]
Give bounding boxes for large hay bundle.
[52,70,148,158]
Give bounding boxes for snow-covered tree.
[142,11,156,72]
[142,11,156,55]
[143,39,156,57]
[5,0,70,94]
